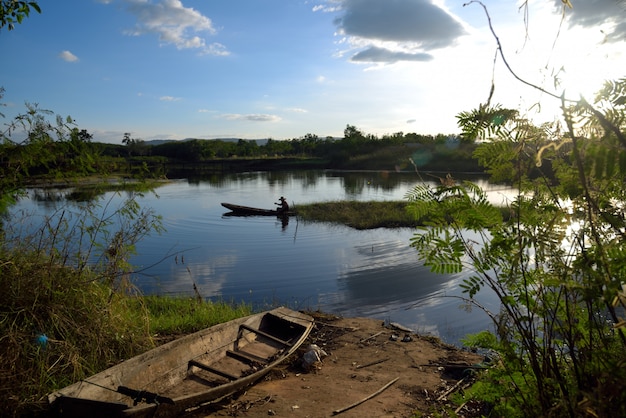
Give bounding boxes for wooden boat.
[48,307,314,418]
[221,202,295,216]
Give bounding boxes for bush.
[409,79,626,416]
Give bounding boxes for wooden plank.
[226,349,268,365]
[239,324,292,347]
[188,360,238,381]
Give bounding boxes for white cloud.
[329,0,467,63]
[221,114,282,122]
[336,0,466,46]
[286,107,308,113]
[159,96,181,101]
[312,4,341,13]
[120,0,230,55]
[59,50,79,62]
[552,0,626,42]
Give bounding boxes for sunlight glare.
[557,67,606,102]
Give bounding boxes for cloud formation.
[555,0,626,42]
[120,0,229,55]
[59,50,79,62]
[221,114,282,122]
[351,46,432,63]
[327,0,466,64]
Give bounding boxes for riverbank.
[190,312,487,418]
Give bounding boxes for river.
[11,170,512,346]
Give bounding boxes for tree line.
[0,112,480,211]
[116,126,467,163]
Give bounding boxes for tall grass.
[0,193,251,416]
[0,248,153,415]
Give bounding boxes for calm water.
[12,171,511,345]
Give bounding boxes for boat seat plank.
[239,324,292,347]
[226,349,268,365]
[188,360,238,381]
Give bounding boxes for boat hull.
[48,307,314,417]
[221,202,294,216]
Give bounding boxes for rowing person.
[275,196,289,214]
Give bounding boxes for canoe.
[221,202,295,216]
[48,307,314,418]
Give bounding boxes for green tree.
[0,0,40,31]
[408,81,626,416]
[0,99,83,211]
[122,132,147,157]
[236,138,259,157]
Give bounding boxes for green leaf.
[29,2,42,14]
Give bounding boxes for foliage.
[0,192,164,415]
[407,78,626,416]
[0,98,170,213]
[0,0,40,31]
[0,100,102,211]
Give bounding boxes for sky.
[1,0,625,144]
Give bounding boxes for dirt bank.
[189,312,487,418]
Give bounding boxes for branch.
[331,377,399,415]
[464,1,563,102]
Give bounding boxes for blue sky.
[1,0,625,144]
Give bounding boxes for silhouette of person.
[275,196,289,214]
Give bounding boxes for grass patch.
[295,200,511,230]
[142,295,252,335]
[296,200,419,229]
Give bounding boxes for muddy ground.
[188,312,488,418]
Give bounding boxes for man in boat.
[275,196,289,214]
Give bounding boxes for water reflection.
[336,241,448,309]
[11,170,511,345]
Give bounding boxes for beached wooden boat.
[221,202,295,216]
[48,307,314,417]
